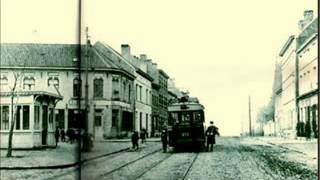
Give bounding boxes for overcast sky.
[1,0,317,136]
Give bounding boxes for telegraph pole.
[248,96,252,136]
[82,27,92,152]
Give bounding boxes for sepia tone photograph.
[0,0,318,179]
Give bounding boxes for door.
[42,106,48,145]
[94,109,103,139]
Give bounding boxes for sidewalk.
[0,140,132,168]
[241,136,317,159]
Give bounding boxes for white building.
[278,35,297,138]
[121,45,153,136]
[296,15,318,138]
[0,42,136,142]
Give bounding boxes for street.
[2,137,315,180]
[1,137,317,180]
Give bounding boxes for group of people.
[159,121,220,153]
[55,128,80,146]
[131,128,148,151]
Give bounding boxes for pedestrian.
[205,121,220,152]
[131,131,139,151]
[61,128,66,142]
[140,129,146,144]
[161,129,168,153]
[55,127,60,147]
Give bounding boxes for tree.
[6,71,24,157]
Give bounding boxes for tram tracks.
[95,148,163,180]
[180,153,199,180]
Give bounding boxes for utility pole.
[248,96,252,136]
[82,27,92,152]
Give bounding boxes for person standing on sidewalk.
[61,128,66,142]
[55,127,60,147]
[140,129,147,144]
[161,129,168,152]
[131,131,140,151]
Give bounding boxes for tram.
[167,96,206,151]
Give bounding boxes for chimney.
[140,54,147,61]
[121,44,131,57]
[304,10,313,23]
[298,20,305,31]
[298,10,314,31]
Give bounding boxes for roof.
[279,36,295,57]
[296,17,318,50]
[136,68,153,81]
[158,69,169,79]
[0,42,135,78]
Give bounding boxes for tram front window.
[169,112,179,125]
[181,112,191,122]
[193,111,203,122]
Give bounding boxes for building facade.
[296,16,318,138]
[278,36,297,138]
[0,42,136,141]
[121,45,153,136]
[274,10,318,138]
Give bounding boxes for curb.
[0,147,130,170]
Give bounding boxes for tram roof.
[168,102,204,111]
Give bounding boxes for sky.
[1,0,317,136]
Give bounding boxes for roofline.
[0,66,136,80]
[136,68,153,81]
[296,33,318,54]
[279,35,295,57]
[158,69,169,78]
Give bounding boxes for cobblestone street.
[2,137,314,180]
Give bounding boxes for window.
[49,108,54,130]
[140,112,143,130]
[181,112,190,122]
[94,78,104,98]
[146,114,148,132]
[34,106,40,130]
[23,77,35,90]
[139,86,142,101]
[135,84,138,100]
[169,112,179,124]
[22,106,30,130]
[146,89,148,104]
[48,77,59,88]
[16,106,21,130]
[95,109,103,127]
[0,106,9,130]
[112,76,120,100]
[73,78,81,97]
[128,84,131,102]
[0,76,8,85]
[193,111,202,122]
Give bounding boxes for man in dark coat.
[55,127,60,147]
[131,131,139,151]
[161,129,168,152]
[205,121,220,152]
[61,128,66,142]
[140,129,146,144]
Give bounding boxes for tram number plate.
[181,132,189,137]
